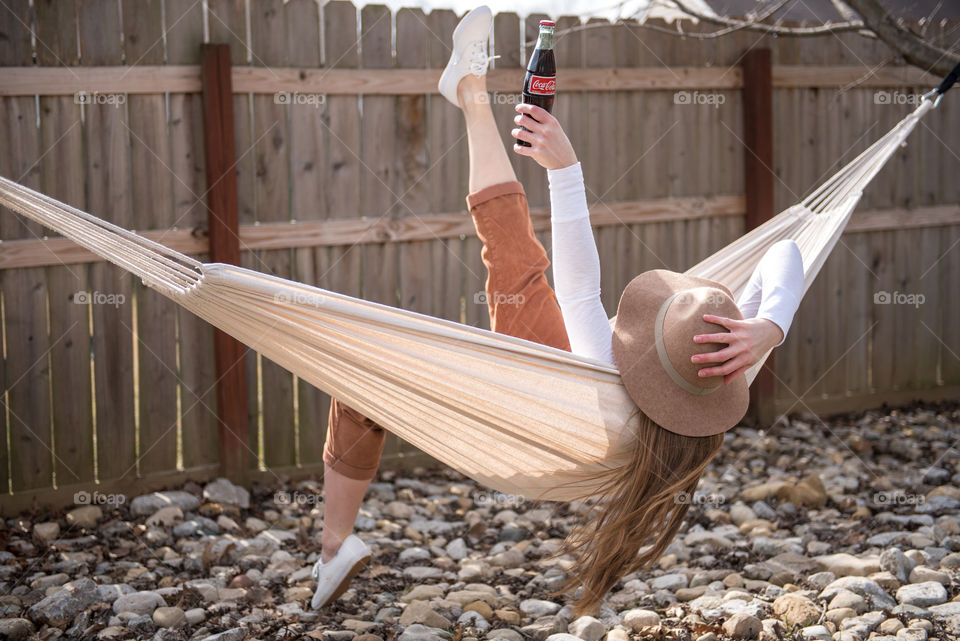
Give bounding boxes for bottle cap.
[539,20,555,27]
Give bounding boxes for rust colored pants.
[322,181,572,480]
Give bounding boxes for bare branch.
[842,0,959,78]
[669,0,867,36]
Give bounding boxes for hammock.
[0,95,943,501]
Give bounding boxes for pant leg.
[323,180,570,481]
[467,181,571,351]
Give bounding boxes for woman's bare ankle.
[457,74,488,110]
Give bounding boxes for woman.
[313,5,804,615]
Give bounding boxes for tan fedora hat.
[612,269,749,437]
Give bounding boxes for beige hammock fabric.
[0,99,936,501]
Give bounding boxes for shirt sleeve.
[735,239,805,347]
[548,162,616,366]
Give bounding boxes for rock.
[152,606,186,629]
[650,573,689,591]
[0,618,35,641]
[800,625,833,640]
[464,601,493,620]
[907,567,949,585]
[65,505,103,529]
[928,602,960,617]
[185,608,206,625]
[545,635,583,641]
[880,548,913,583]
[146,506,183,528]
[827,589,868,614]
[807,571,837,590]
[775,475,827,508]
[896,582,948,607]
[819,576,897,610]
[203,477,250,508]
[457,611,490,632]
[826,608,857,625]
[130,491,200,515]
[568,615,605,641]
[33,521,60,541]
[729,504,757,526]
[400,585,446,603]
[488,631,524,641]
[200,627,248,641]
[446,538,468,561]
[816,553,880,576]
[522,616,567,641]
[400,601,452,629]
[685,531,734,550]
[112,591,165,616]
[772,593,820,627]
[521,599,562,618]
[27,577,101,628]
[722,612,762,639]
[398,623,451,641]
[403,566,444,580]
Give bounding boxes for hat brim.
[612,270,750,438]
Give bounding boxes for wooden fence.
[0,0,957,512]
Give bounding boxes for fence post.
[742,48,778,425]
[200,44,250,483]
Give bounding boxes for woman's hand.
[511,103,578,170]
[690,315,784,385]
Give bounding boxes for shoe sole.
[317,554,371,608]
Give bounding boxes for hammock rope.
[0,94,943,500]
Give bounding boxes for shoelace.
[466,39,499,77]
[311,558,323,580]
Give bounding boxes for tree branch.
[669,0,868,36]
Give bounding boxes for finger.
[724,366,749,385]
[516,102,552,122]
[518,113,545,132]
[691,345,737,364]
[512,142,534,156]
[702,314,740,329]
[693,332,735,345]
[511,127,537,145]
[697,356,744,378]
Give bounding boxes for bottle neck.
[536,27,554,51]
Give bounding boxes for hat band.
[654,290,722,396]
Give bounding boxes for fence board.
[166,0,219,472]
[123,0,180,477]
[250,0,296,471]
[80,0,136,483]
[285,0,326,467]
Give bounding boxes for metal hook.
[921,89,943,108]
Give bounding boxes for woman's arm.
[692,239,805,384]
[512,104,615,365]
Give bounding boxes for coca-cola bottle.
[517,20,556,147]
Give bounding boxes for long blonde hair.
[552,409,724,616]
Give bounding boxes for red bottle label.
[528,75,556,95]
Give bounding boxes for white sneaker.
[437,5,497,108]
[310,534,371,609]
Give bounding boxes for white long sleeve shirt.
[548,162,804,367]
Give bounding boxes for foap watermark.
[474,291,525,308]
[874,290,925,308]
[274,91,326,108]
[673,491,726,506]
[674,290,728,307]
[873,491,925,507]
[74,490,126,506]
[874,91,923,106]
[73,291,126,308]
[74,91,126,107]
[274,490,323,506]
[474,491,526,509]
[477,92,522,106]
[275,291,325,306]
[674,91,725,108]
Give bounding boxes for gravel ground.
[2,401,960,641]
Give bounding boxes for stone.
[185,608,205,625]
[112,591,165,616]
[807,571,837,590]
[400,585,446,603]
[827,589,868,614]
[457,611,490,632]
[203,477,250,508]
[568,615,605,641]
[146,506,183,528]
[464,601,493,620]
[545,635,583,641]
[0,618,35,641]
[825,608,857,625]
[819,576,897,610]
[522,615,567,641]
[488,630,524,641]
[398,623,451,641]
[880,548,913,583]
[772,593,820,627]
[152,606,186,629]
[65,505,103,529]
[815,553,880,576]
[384,501,415,519]
[446,538,468,561]
[722,612,762,639]
[799,625,832,640]
[200,628,248,641]
[130,491,200,515]
[33,522,60,541]
[403,566,444,581]
[521,599,562,618]
[896,582,948,607]
[775,475,827,508]
[650,573,689,591]
[907,567,949,585]
[400,601,452,629]
[27,577,101,628]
